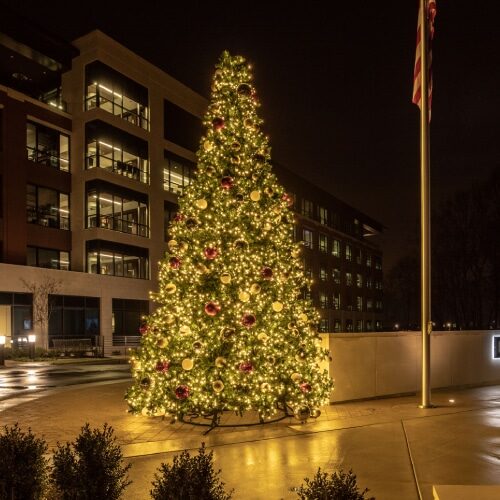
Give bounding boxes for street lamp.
[0,336,5,366]
[28,334,36,360]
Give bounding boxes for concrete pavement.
[1,379,499,499]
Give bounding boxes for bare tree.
[21,275,62,350]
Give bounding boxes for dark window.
[164,99,202,151]
[164,201,178,242]
[26,121,70,171]
[27,247,70,270]
[163,151,194,195]
[112,298,149,336]
[27,184,70,230]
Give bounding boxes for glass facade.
[163,152,193,195]
[27,184,70,230]
[26,121,70,171]
[86,140,149,183]
[86,185,148,237]
[301,199,313,218]
[303,229,314,249]
[27,247,70,270]
[112,299,149,336]
[86,241,148,279]
[319,234,328,253]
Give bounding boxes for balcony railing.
[86,154,149,184]
[88,214,149,237]
[86,94,149,130]
[27,208,70,230]
[27,147,70,172]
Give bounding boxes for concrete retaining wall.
[328,330,500,402]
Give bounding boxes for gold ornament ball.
[298,313,308,323]
[257,332,269,342]
[167,239,178,251]
[260,382,270,392]
[215,356,226,368]
[272,206,281,214]
[182,358,194,370]
[195,199,208,210]
[238,291,250,302]
[165,283,177,294]
[203,140,213,151]
[157,338,167,348]
[250,283,261,295]
[250,190,261,202]
[311,408,322,418]
[272,301,284,312]
[180,325,192,335]
[291,248,301,258]
[165,315,175,325]
[264,223,272,231]
[141,407,149,416]
[291,372,302,383]
[213,380,224,393]
[220,273,231,284]
[294,407,310,422]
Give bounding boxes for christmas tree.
[126,51,333,426]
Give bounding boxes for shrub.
[0,423,49,500]
[292,468,374,500]
[51,423,131,500]
[150,444,233,500]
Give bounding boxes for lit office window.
[334,319,341,333]
[26,121,70,171]
[163,153,193,195]
[87,248,148,279]
[345,244,352,261]
[319,318,329,333]
[319,233,328,253]
[332,239,340,257]
[319,292,328,309]
[357,296,363,312]
[346,272,353,286]
[332,292,340,310]
[356,273,363,288]
[356,249,362,265]
[303,229,314,249]
[319,266,328,281]
[318,206,328,225]
[332,268,341,284]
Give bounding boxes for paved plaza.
[1,373,499,499]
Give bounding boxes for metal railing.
[86,155,149,184]
[86,95,149,130]
[27,147,70,172]
[88,215,148,237]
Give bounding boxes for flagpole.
[419,0,432,409]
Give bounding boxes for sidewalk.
[2,355,129,367]
[1,381,499,499]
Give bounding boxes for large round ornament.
[204,247,219,260]
[311,409,322,419]
[261,267,273,280]
[239,361,253,373]
[220,328,235,340]
[205,301,221,316]
[179,325,191,335]
[165,283,177,294]
[213,380,224,393]
[203,140,213,151]
[237,83,252,96]
[250,283,261,295]
[192,340,203,352]
[185,217,198,229]
[155,360,170,373]
[231,141,241,151]
[169,257,181,269]
[298,313,308,323]
[195,199,208,210]
[244,118,255,129]
[167,240,178,252]
[260,382,270,392]
[175,385,190,400]
[140,377,151,389]
[212,117,225,131]
[250,190,261,202]
[300,382,312,393]
[291,372,302,383]
[215,356,226,367]
[272,301,283,312]
[220,273,231,284]
[182,358,194,371]
[294,407,310,422]
[257,332,269,342]
[157,338,167,348]
[234,239,247,250]
[221,176,234,190]
[241,313,256,328]
[238,291,250,303]
[139,325,148,335]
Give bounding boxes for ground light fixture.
[28,334,36,360]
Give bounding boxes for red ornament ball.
[261,267,273,280]
[204,301,221,316]
[239,361,253,373]
[221,176,234,190]
[155,360,170,373]
[282,193,294,207]
[140,377,150,389]
[212,117,225,131]
[174,213,185,222]
[169,257,181,269]
[237,83,252,96]
[139,325,148,335]
[204,247,219,260]
[241,313,256,328]
[175,385,190,400]
[300,382,312,393]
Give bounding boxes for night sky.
[4,0,499,270]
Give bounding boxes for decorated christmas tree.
[126,51,333,427]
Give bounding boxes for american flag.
[412,0,437,118]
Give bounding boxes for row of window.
[315,292,383,312]
[314,267,383,289]
[318,318,383,333]
[27,184,69,230]
[303,229,382,268]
